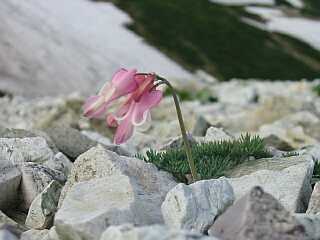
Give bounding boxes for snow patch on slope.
[0,0,192,97]
[245,6,320,51]
[210,0,274,6]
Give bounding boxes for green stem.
[156,76,198,182]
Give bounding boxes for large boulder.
[55,145,177,240]
[209,186,307,240]
[161,178,234,233]
[55,175,135,240]
[226,154,314,212]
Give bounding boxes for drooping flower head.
[83,68,162,144]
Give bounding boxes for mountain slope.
[101,0,320,80]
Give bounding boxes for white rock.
[258,111,320,149]
[20,163,65,210]
[227,154,314,212]
[0,160,21,210]
[20,227,60,240]
[213,80,259,106]
[204,127,233,142]
[0,210,26,233]
[26,180,62,229]
[0,137,55,165]
[44,152,73,179]
[100,224,219,240]
[80,131,112,146]
[20,229,49,240]
[55,145,177,240]
[307,182,320,215]
[294,214,320,240]
[0,229,18,240]
[55,175,135,240]
[161,178,234,233]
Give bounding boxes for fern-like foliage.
[138,134,271,182]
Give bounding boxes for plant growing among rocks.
[83,68,199,181]
[138,134,271,183]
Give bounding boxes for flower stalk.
[156,75,198,182]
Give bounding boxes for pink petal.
[132,90,162,126]
[83,95,99,110]
[83,95,108,118]
[111,68,138,95]
[131,74,155,101]
[106,114,118,127]
[113,110,135,144]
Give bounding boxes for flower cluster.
[83,69,162,144]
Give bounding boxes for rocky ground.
[1,78,320,240]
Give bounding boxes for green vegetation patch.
[312,84,320,96]
[301,0,320,17]
[98,0,320,80]
[164,87,218,103]
[312,160,320,184]
[138,134,271,182]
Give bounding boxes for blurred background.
[1,0,320,153]
[1,0,319,98]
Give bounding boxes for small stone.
[160,135,197,151]
[263,134,294,151]
[192,115,212,137]
[0,160,21,210]
[307,182,320,214]
[44,126,97,159]
[161,178,234,233]
[0,137,55,165]
[204,127,233,142]
[44,152,73,179]
[100,224,219,240]
[0,128,58,153]
[0,210,26,233]
[20,163,65,210]
[26,181,62,229]
[0,228,19,240]
[209,186,307,240]
[20,229,49,240]
[258,111,319,149]
[21,227,60,240]
[295,214,320,240]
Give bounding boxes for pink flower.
[83,68,138,118]
[83,69,163,144]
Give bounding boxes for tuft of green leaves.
[138,134,271,182]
